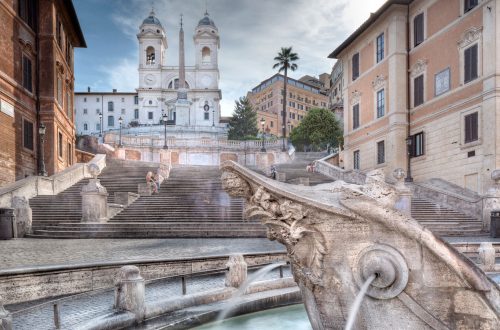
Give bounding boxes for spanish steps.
[28,164,266,238]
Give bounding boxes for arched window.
[202,47,211,63]
[168,79,190,90]
[146,46,155,65]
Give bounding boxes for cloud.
[81,0,388,115]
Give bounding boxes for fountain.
[220,161,500,329]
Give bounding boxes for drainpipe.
[35,0,42,175]
[405,3,413,182]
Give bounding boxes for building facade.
[329,0,499,194]
[74,90,138,136]
[247,74,329,137]
[328,60,344,120]
[0,0,85,185]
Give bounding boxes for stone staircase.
[29,166,266,238]
[28,164,159,238]
[275,152,332,186]
[411,198,485,237]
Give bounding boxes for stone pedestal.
[478,242,496,272]
[12,196,31,237]
[225,254,248,288]
[81,181,108,223]
[114,266,145,322]
[482,170,500,230]
[393,168,412,216]
[277,172,286,182]
[0,296,12,330]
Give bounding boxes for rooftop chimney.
[87,86,91,92]
[113,89,117,93]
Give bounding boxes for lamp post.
[260,117,266,152]
[405,136,413,182]
[118,116,123,147]
[212,106,215,127]
[287,120,291,149]
[98,112,103,137]
[162,112,168,149]
[38,123,47,176]
[281,124,286,152]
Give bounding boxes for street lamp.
[260,117,266,152]
[162,112,168,149]
[38,123,47,176]
[98,112,103,137]
[118,116,123,147]
[281,123,286,152]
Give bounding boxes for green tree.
[227,97,259,140]
[290,108,343,151]
[273,47,299,150]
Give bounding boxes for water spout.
[344,273,376,330]
[217,262,287,322]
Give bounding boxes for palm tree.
[273,47,299,151]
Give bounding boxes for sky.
[73,0,387,116]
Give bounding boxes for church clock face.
[201,75,212,88]
[144,74,156,86]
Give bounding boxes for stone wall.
[0,252,288,305]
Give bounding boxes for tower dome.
[142,9,162,27]
[197,11,217,30]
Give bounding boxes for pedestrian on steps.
[146,171,158,194]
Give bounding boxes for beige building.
[247,73,329,137]
[328,60,344,120]
[329,0,499,194]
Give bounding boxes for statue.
[220,161,500,329]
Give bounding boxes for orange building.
[247,73,329,137]
[329,0,498,194]
[0,0,86,185]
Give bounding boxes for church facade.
[74,9,225,136]
[137,10,223,129]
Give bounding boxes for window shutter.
[414,14,424,46]
[471,44,478,81]
[352,53,359,80]
[353,104,359,129]
[414,75,424,106]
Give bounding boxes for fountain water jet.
[217,261,287,322]
[344,273,376,330]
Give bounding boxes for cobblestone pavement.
[0,238,285,271]
[10,266,292,330]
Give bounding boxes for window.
[23,119,33,150]
[108,115,114,127]
[376,33,384,63]
[464,0,478,13]
[96,97,100,102]
[377,141,385,164]
[134,96,139,104]
[22,55,32,92]
[121,98,125,102]
[146,46,155,64]
[84,97,87,102]
[96,109,100,114]
[148,112,153,120]
[270,121,274,128]
[121,109,125,115]
[464,44,478,83]
[56,16,63,48]
[410,132,425,157]
[202,46,211,63]
[57,76,63,105]
[67,91,72,120]
[134,109,139,119]
[18,0,35,29]
[376,89,385,118]
[58,132,63,158]
[108,101,114,112]
[353,150,360,170]
[204,112,209,120]
[414,13,424,47]
[414,75,424,107]
[353,104,360,129]
[83,108,88,114]
[67,143,72,165]
[83,123,88,131]
[96,123,101,131]
[464,112,478,143]
[352,53,359,81]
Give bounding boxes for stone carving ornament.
[221,161,500,330]
[457,26,483,49]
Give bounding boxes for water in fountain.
[344,273,376,330]
[217,261,287,322]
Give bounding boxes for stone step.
[29,229,266,238]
